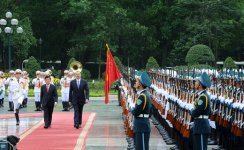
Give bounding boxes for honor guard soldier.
[60,70,71,111]
[5,70,15,111]
[0,71,6,107]
[130,72,152,150]
[32,71,43,111]
[190,72,212,150]
[21,71,29,107]
[45,69,54,84]
[9,69,26,125]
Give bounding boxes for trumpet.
[70,61,82,73]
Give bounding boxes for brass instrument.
[70,61,82,73]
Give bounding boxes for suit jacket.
[69,78,89,105]
[40,84,58,107]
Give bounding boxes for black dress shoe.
[74,124,79,129]
[44,126,48,129]
[16,122,19,126]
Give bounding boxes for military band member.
[45,69,54,84]
[130,72,152,150]
[32,71,43,111]
[9,69,26,125]
[190,72,212,150]
[0,71,6,107]
[21,71,29,107]
[5,70,15,111]
[60,70,71,111]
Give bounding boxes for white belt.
[196,115,208,119]
[138,114,149,118]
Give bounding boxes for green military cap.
[135,70,142,79]
[200,72,211,88]
[139,72,151,87]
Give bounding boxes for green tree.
[25,56,41,78]
[146,56,160,70]
[13,17,36,67]
[185,44,215,65]
[1,0,243,72]
[81,69,91,79]
[223,57,237,69]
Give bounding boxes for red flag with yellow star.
[104,44,122,104]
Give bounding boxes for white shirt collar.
[137,89,146,95]
[197,89,205,96]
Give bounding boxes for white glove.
[54,102,58,106]
[85,99,89,104]
[129,102,135,109]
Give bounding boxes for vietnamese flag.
[104,44,122,104]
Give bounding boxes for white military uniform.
[0,78,5,102]
[23,77,29,99]
[5,77,15,103]
[9,77,25,113]
[60,77,71,102]
[32,78,43,102]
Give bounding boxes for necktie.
[77,80,80,88]
[46,85,49,92]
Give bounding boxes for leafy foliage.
[25,56,41,78]
[223,57,237,69]
[185,44,215,65]
[146,56,160,70]
[81,68,91,79]
[0,0,243,72]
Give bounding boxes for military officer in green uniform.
[190,72,212,150]
[130,72,152,150]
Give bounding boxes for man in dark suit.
[40,76,58,129]
[69,71,89,129]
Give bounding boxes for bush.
[185,44,215,65]
[53,78,60,87]
[146,56,160,70]
[223,57,237,69]
[25,56,41,78]
[51,69,61,78]
[81,69,91,79]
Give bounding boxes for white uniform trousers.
[0,89,5,99]
[34,92,41,102]
[8,92,13,102]
[13,95,24,113]
[61,92,69,102]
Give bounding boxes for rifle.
[183,78,194,138]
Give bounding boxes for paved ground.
[0,96,217,150]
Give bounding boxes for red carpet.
[18,112,96,150]
[0,113,42,119]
